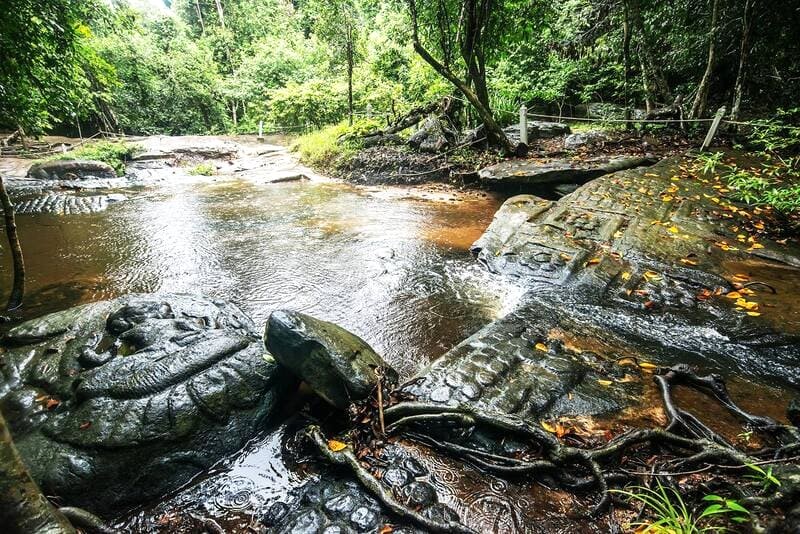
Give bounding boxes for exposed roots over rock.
[303,364,800,527]
[302,425,477,534]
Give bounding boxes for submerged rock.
[0,293,290,514]
[265,444,458,533]
[265,311,398,409]
[13,193,126,215]
[27,160,117,180]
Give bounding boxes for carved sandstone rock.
[0,293,290,514]
[265,310,398,409]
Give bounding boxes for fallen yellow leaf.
[725,291,742,299]
[535,342,548,352]
[328,440,348,452]
[597,379,613,387]
[746,311,761,316]
[638,361,658,370]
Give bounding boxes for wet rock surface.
[400,297,640,421]
[265,443,459,534]
[471,158,800,386]
[478,155,657,187]
[13,193,126,214]
[0,293,290,514]
[27,159,117,180]
[265,310,398,409]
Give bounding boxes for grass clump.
[188,163,216,176]
[291,119,384,172]
[613,483,749,533]
[48,140,138,176]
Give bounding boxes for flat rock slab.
[478,156,657,186]
[27,159,117,180]
[471,157,800,387]
[400,296,640,421]
[0,293,290,514]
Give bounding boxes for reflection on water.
[1,176,530,531]
[1,179,522,379]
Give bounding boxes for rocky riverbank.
[2,136,800,532]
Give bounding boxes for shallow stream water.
[0,168,532,531]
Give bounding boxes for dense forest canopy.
[1,0,799,138]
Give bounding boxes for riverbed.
[0,150,534,531]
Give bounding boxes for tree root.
[303,364,800,527]
[58,507,119,534]
[381,365,800,517]
[301,425,477,534]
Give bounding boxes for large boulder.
[564,130,609,150]
[0,293,290,514]
[27,160,117,181]
[408,117,457,153]
[471,158,800,387]
[265,311,398,409]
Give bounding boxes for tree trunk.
[214,0,225,27]
[731,0,754,121]
[412,42,512,154]
[690,0,720,119]
[0,176,25,310]
[623,0,633,129]
[194,0,205,34]
[0,410,76,534]
[347,38,354,127]
[628,0,671,112]
[408,0,513,154]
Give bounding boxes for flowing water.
[0,164,531,531]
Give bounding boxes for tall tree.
[305,0,362,126]
[627,0,671,112]
[406,0,514,153]
[690,0,720,119]
[0,0,114,137]
[730,0,754,121]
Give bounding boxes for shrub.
[267,79,348,130]
[188,163,216,176]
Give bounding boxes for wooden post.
[701,106,726,151]
[519,105,528,146]
[366,104,373,120]
[257,121,264,143]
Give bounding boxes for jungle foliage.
[1,0,799,140]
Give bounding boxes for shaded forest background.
[2,0,799,139]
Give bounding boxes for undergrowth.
[613,483,749,533]
[188,163,216,176]
[291,119,393,172]
[696,111,800,215]
[45,140,138,176]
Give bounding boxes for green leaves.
[744,463,782,491]
[612,483,750,533]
